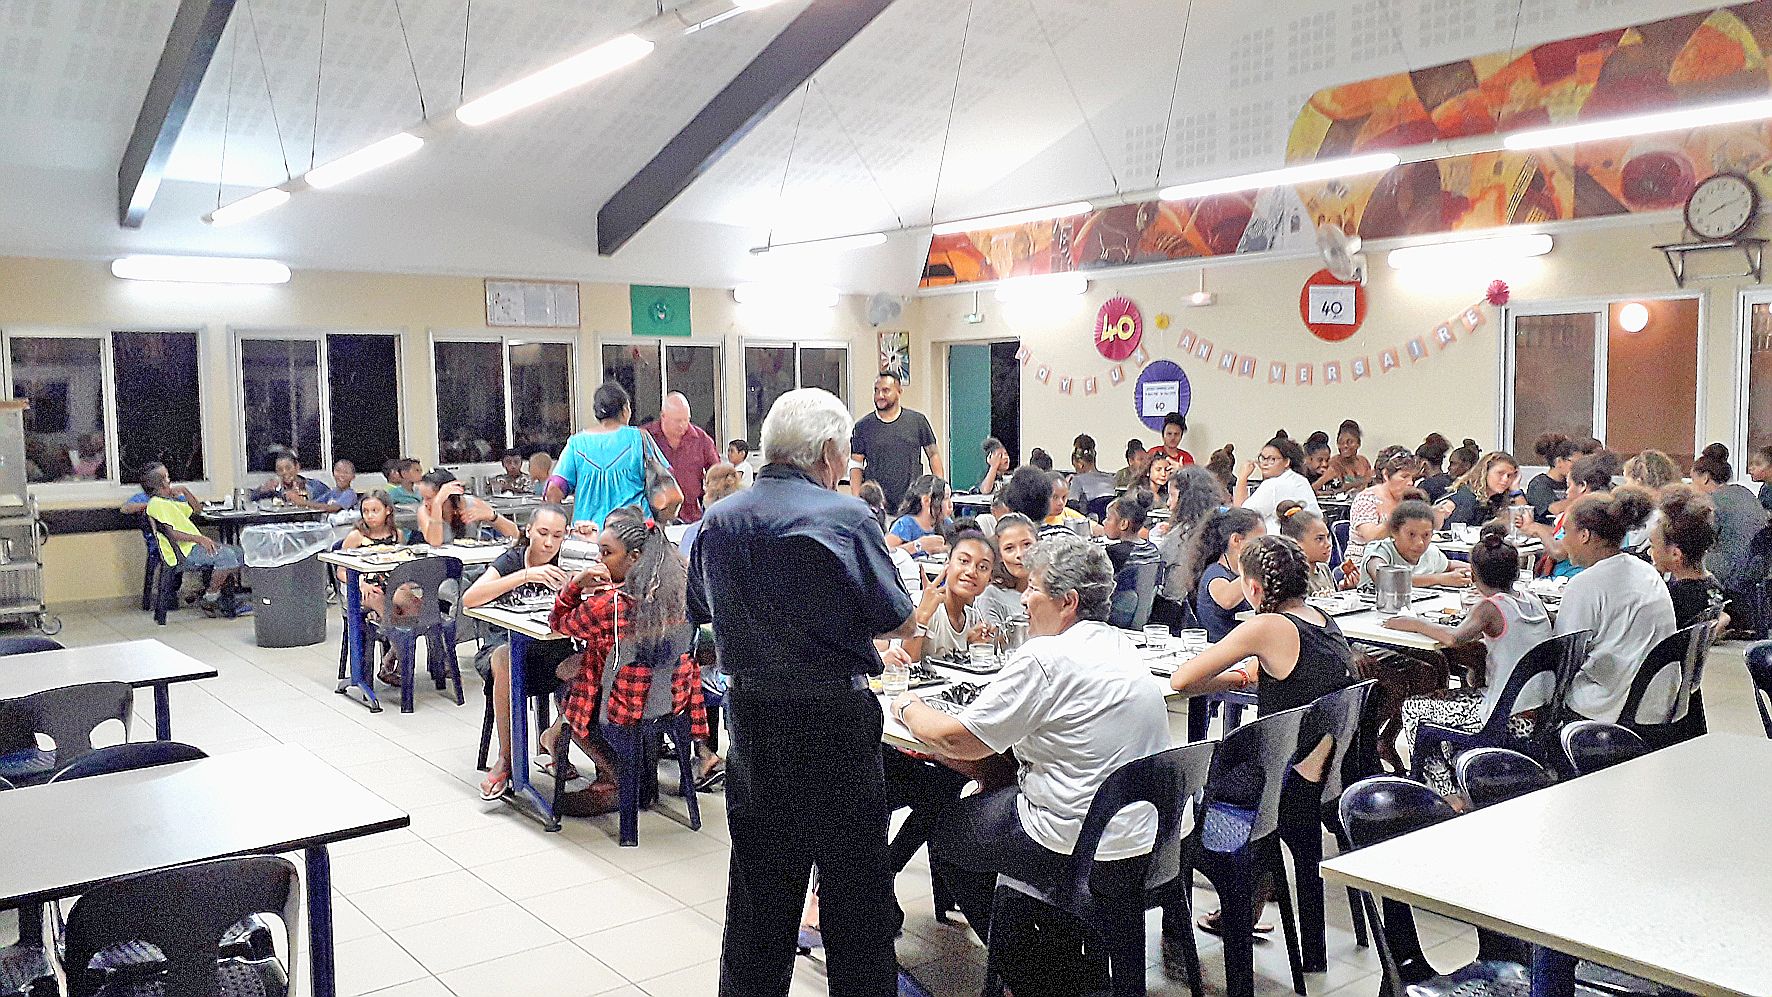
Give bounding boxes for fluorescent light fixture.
[1387,233,1553,270]
[750,232,887,256]
[931,202,1093,236]
[993,273,1087,302]
[202,187,290,227]
[304,132,424,189]
[1618,302,1650,333]
[684,8,742,32]
[1504,97,1772,150]
[1159,152,1400,201]
[733,283,839,308]
[455,34,654,126]
[734,0,790,8]
[111,255,291,285]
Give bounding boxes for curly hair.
[1567,485,1655,547]
[1264,435,1309,477]
[1274,499,1322,542]
[1181,506,1263,600]
[1470,521,1521,591]
[1623,450,1679,491]
[1372,445,1418,481]
[1237,535,1311,614]
[1694,443,1733,485]
[1655,484,1718,567]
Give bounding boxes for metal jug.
[1375,564,1413,615]
[997,617,1030,656]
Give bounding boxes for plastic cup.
[1143,624,1170,649]
[1180,628,1207,650]
[968,643,996,668]
[881,659,909,697]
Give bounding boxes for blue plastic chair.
[1616,621,1716,750]
[1748,642,1772,739]
[378,558,464,714]
[0,773,48,997]
[1086,495,1114,522]
[1330,519,1350,566]
[982,740,1217,997]
[0,638,61,657]
[1108,560,1160,630]
[1454,747,1551,810]
[1559,721,1648,776]
[0,682,132,787]
[138,516,158,613]
[149,520,210,626]
[1411,630,1588,781]
[588,624,702,847]
[1178,703,1312,997]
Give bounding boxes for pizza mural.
[922,1,1772,286]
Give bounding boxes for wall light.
[112,255,291,284]
[993,273,1088,302]
[733,283,839,308]
[1387,233,1553,271]
[1618,302,1650,333]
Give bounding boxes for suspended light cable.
[391,0,428,119]
[1150,0,1195,191]
[244,0,293,182]
[928,0,976,226]
[1025,0,1119,195]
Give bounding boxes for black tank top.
[1257,611,1355,716]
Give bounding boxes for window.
[598,341,722,438]
[1507,311,1598,455]
[433,334,575,463]
[240,338,321,473]
[9,336,105,484]
[113,331,204,484]
[742,342,849,445]
[327,334,403,475]
[234,331,404,477]
[1748,298,1772,460]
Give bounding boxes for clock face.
[1686,174,1758,241]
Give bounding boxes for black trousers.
[928,786,1070,938]
[720,689,897,997]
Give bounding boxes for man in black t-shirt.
[849,372,943,510]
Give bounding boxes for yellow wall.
[910,215,1754,480]
[0,257,882,605]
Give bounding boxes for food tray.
[925,651,1002,675]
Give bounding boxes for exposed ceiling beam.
[596,0,899,256]
[118,0,236,228]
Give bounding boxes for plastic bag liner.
[242,521,338,568]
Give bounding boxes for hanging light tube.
[304,132,425,189]
[1503,96,1772,150]
[202,187,291,227]
[931,202,1093,236]
[749,232,888,256]
[1159,152,1400,202]
[1386,233,1553,270]
[455,34,655,126]
[112,255,291,284]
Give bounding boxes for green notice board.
[630,285,692,337]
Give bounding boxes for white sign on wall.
[1141,381,1180,417]
[1307,284,1358,326]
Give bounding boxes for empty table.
[0,744,408,997]
[1321,733,1772,997]
[0,638,216,740]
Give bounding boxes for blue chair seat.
[1400,958,1531,997]
[0,944,47,997]
[1200,802,1256,853]
[0,747,54,783]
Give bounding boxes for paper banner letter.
[1323,361,1341,384]
[1351,356,1371,380]
[1058,376,1073,395]
[1296,363,1314,386]
[1268,361,1286,384]
[1379,348,1399,373]
[1407,337,1428,362]
[1129,345,1150,367]
[1461,305,1486,332]
[1218,351,1238,374]
[1193,338,1214,363]
[1015,344,1032,366]
[1108,365,1125,386]
[1083,376,1098,395]
[1035,364,1052,384]
[1237,355,1257,379]
[1177,329,1197,354]
[1433,323,1456,349]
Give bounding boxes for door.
[948,343,992,491]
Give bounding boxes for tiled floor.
[6,601,1766,997]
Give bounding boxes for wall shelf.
[1654,238,1766,288]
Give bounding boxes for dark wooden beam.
[118,0,237,228]
[596,0,899,256]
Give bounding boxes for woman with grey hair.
[889,533,1172,944]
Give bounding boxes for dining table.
[0,638,216,740]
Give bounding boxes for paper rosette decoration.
[1094,296,1143,361]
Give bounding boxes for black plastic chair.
[0,638,61,656]
[0,773,48,997]
[981,740,1217,997]
[1279,679,1378,972]
[1086,495,1113,522]
[1559,721,1648,776]
[1616,621,1716,750]
[1338,777,1531,997]
[1109,560,1160,630]
[0,682,132,787]
[1453,747,1552,810]
[138,517,158,613]
[1411,630,1588,780]
[1748,642,1772,739]
[149,521,204,627]
[1177,703,1312,997]
[589,624,702,847]
[47,741,207,783]
[380,558,463,714]
[52,855,300,997]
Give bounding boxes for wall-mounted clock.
[1685,172,1759,242]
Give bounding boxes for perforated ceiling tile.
[1350,0,1403,63]
[1288,12,1336,77]
[1417,0,1479,50]
[1229,27,1276,89]
[1167,110,1220,174]
[1226,99,1276,164]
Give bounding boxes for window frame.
[429,329,579,464]
[739,337,852,445]
[0,325,212,499]
[229,327,407,479]
[594,334,728,440]
[1735,288,1772,479]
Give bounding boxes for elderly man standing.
[643,391,722,523]
[689,388,915,997]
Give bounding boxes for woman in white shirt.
[1555,488,1677,724]
[1236,434,1321,534]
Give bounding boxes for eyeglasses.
[1258,453,1283,463]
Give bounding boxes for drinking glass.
[881,658,909,697]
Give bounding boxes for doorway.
[947,341,1020,491]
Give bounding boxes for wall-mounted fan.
[1316,224,1367,284]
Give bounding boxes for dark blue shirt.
[688,464,913,683]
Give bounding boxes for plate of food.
[924,681,989,714]
[926,650,1002,675]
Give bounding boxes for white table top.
[1238,596,1455,652]
[0,639,216,699]
[319,541,514,572]
[464,603,565,641]
[198,504,323,521]
[0,744,409,907]
[1322,734,1772,997]
[1438,533,1545,556]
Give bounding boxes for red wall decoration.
[1093,296,1144,361]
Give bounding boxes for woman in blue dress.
[545,382,668,531]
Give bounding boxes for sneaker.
[198,598,221,618]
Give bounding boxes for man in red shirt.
[1154,411,1195,466]
[643,392,722,522]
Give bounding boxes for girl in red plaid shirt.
[549,508,708,778]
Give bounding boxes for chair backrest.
[1453,747,1551,809]
[1113,559,1162,630]
[0,681,133,778]
[1309,679,1379,806]
[1337,777,1462,992]
[1619,621,1716,729]
[59,855,300,997]
[1484,630,1590,757]
[1058,739,1216,907]
[1745,524,1772,580]
[382,556,452,632]
[1559,721,1648,776]
[602,620,698,723]
[1331,519,1350,564]
[1748,643,1772,739]
[0,637,62,656]
[48,741,207,783]
[1200,702,1311,847]
[1086,495,1113,521]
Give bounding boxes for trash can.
[242,523,335,648]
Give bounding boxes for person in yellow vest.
[143,465,246,617]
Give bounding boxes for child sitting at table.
[1275,500,1353,595]
[1382,524,1552,795]
[1650,486,1730,629]
[338,491,420,685]
[904,530,1000,661]
[1361,501,1470,588]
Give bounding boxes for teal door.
[948,343,992,491]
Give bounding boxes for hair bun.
[1702,442,1730,461]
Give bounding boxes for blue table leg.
[305,845,336,997]
[503,631,559,831]
[337,567,381,712]
[1531,945,1576,997]
[152,683,171,741]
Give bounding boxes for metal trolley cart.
[0,401,58,635]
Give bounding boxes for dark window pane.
[327,334,402,474]
[240,338,321,473]
[1511,313,1595,456]
[435,341,506,463]
[114,330,203,483]
[10,337,104,483]
[1750,303,1772,459]
[799,347,847,402]
[744,346,794,447]
[602,343,662,429]
[664,345,720,439]
[510,342,574,455]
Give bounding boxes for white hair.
[761,388,852,471]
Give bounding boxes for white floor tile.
[575,908,724,982]
[439,940,629,997]
[521,876,686,938]
[473,842,623,900]
[329,840,460,895]
[330,933,429,997]
[351,870,508,930]
[388,902,562,974]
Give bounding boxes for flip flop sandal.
[695,765,727,792]
[534,755,581,782]
[478,772,510,802]
[1196,910,1275,937]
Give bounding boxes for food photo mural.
[923,1,1772,286]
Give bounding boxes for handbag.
[639,428,684,520]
